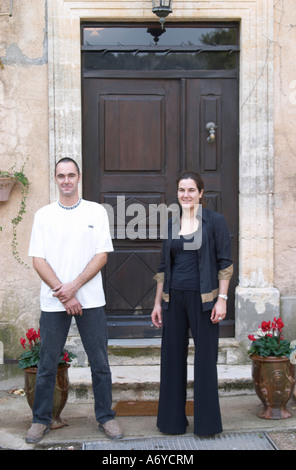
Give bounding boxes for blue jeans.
[32,307,115,426]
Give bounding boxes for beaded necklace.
[58,198,82,210]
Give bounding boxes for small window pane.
[82,24,238,47]
[83,50,238,71]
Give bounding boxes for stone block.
[281,296,296,342]
[235,286,280,357]
[0,341,3,365]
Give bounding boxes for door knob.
[206,122,217,143]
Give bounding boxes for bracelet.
[218,294,228,300]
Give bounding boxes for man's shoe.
[99,419,123,439]
[25,422,51,444]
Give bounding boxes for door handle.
[206,122,217,144]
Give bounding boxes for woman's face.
[177,178,203,210]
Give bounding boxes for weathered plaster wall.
[0,0,49,358]
[273,0,296,339]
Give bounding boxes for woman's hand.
[211,298,227,324]
[151,304,162,328]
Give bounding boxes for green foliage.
[18,343,41,369]
[0,159,30,267]
[248,335,291,358]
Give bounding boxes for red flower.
[62,352,70,362]
[248,335,256,341]
[26,328,40,344]
[273,317,284,332]
[20,338,26,349]
[260,321,271,332]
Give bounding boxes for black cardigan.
[154,207,233,312]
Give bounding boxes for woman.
[151,171,233,436]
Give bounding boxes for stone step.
[68,363,253,403]
[0,361,253,405]
[66,336,252,402]
[67,335,245,367]
[108,337,244,366]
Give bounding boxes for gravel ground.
[268,431,296,450]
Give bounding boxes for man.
[26,158,123,444]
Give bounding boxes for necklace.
[58,198,82,210]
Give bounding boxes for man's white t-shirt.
[28,199,113,312]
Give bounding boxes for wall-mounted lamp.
[152,0,173,29]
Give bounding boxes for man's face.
[55,161,81,199]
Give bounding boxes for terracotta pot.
[24,363,70,429]
[251,354,296,419]
[0,177,16,201]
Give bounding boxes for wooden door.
[83,78,180,337]
[82,75,238,338]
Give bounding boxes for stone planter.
[251,354,296,419]
[0,177,16,201]
[24,363,70,429]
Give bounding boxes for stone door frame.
[47,0,277,356]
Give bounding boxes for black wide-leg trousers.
[157,289,222,436]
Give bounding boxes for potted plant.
[248,317,296,419]
[0,161,30,267]
[0,170,17,201]
[18,327,76,429]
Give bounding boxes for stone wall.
[273,0,296,340]
[0,0,49,357]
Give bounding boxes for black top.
[156,208,233,312]
[170,232,200,291]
